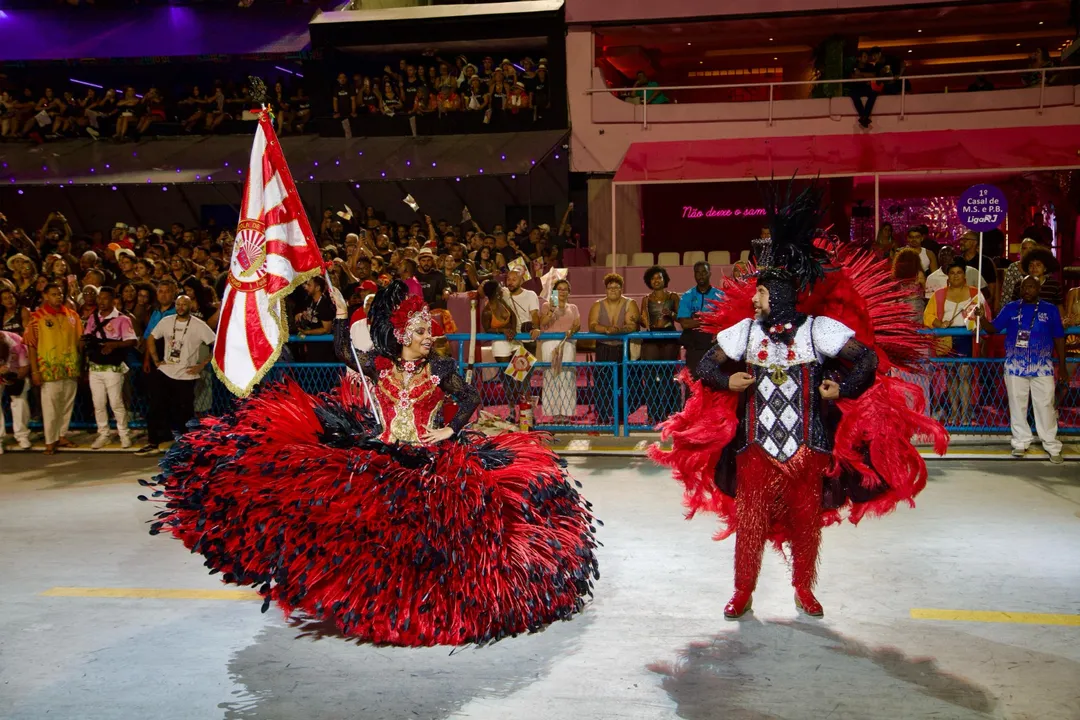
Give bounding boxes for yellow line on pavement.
[911,608,1080,626]
[40,587,260,601]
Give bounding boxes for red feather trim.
[655,243,947,539]
[648,369,740,539]
[145,379,597,647]
[833,375,949,523]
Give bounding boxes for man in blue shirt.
[142,278,178,343]
[980,275,1071,464]
[677,261,724,378]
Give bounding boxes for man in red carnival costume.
[652,184,947,620]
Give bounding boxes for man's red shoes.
[724,590,753,620]
[794,587,824,617]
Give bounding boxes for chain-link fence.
[464,359,620,434]
[4,330,1079,438]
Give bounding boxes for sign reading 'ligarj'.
[957,184,1007,231]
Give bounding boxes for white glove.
[330,285,348,319]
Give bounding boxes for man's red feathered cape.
[649,246,949,543]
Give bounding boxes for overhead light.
[921,53,1032,66]
[1016,43,1021,46]
[908,49,913,53]
[1039,21,1044,25]
[773,57,778,60]
[768,37,774,41]
[699,61,703,64]
[687,42,692,46]
[861,29,1060,49]
[917,29,922,33]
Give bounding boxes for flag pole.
[975,230,983,344]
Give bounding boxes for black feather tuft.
[758,176,830,293]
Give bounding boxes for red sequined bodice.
[373,357,445,445]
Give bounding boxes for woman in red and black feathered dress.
[142,280,598,647]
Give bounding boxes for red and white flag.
[212,111,323,396]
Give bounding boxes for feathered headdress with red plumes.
[369,280,431,356]
[390,295,431,346]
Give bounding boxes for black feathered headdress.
[368,280,411,358]
[756,178,830,294]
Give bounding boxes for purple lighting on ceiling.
[224,162,230,167]
[274,66,303,78]
[17,189,24,195]
[70,78,104,89]
[111,186,117,190]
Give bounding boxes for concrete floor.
[1,454,1078,720]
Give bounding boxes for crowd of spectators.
[330,53,555,136]
[0,80,310,144]
[874,216,1077,438]
[0,48,557,145]
[0,200,580,450]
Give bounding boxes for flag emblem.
[234,219,268,279]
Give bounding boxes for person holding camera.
[0,330,32,453]
[83,286,138,450]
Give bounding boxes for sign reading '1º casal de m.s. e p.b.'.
[957,184,1007,232]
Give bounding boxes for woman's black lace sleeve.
[696,344,732,391]
[333,318,377,378]
[430,356,481,432]
[333,318,357,370]
[834,338,878,399]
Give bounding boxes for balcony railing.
[585,66,1069,128]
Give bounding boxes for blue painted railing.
[3,328,1078,438]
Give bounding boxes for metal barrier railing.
[585,65,1065,128]
[3,329,1079,439]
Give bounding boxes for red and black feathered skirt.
[140,380,599,647]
